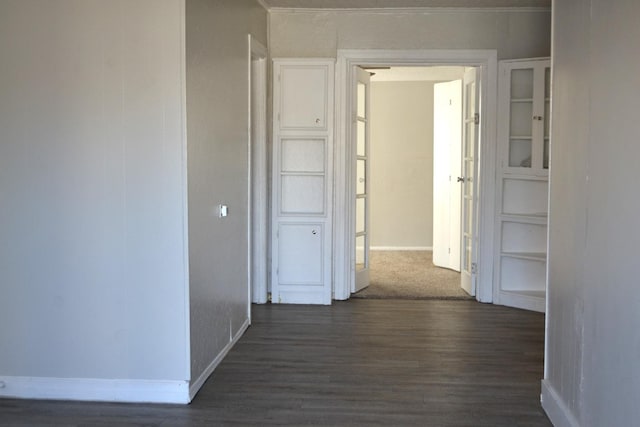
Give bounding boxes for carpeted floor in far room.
[352,250,473,300]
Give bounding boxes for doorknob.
[457,177,466,183]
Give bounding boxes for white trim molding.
[541,380,581,427]
[0,377,190,404]
[371,246,433,251]
[268,7,551,14]
[333,49,497,303]
[248,34,270,305]
[0,319,251,405]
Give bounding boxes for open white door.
[353,67,371,293]
[460,68,479,296]
[433,79,462,272]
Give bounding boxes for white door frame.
[248,35,269,306]
[333,49,498,303]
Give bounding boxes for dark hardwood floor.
[0,299,551,426]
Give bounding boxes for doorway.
[351,66,470,300]
[333,49,498,303]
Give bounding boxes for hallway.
[0,299,550,426]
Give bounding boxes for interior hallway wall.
[185,0,268,386]
[543,0,640,425]
[269,9,550,59]
[370,81,435,249]
[0,0,189,387]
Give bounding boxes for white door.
[460,68,479,296]
[353,67,371,293]
[433,79,462,272]
[271,60,334,305]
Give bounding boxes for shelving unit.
[495,58,550,313]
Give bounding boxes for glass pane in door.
[511,69,534,99]
[356,197,365,234]
[357,120,366,157]
[355,235,366,271]
[544,67,551,169]
[356,159,366,195]
[509,139,532,167]
[357,83,366,118]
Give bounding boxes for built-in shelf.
[500,213,547,223]
[496,57,550,314]
[501,252,546,262]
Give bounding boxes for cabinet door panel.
[278,223,324,285]
[272,59,334,305]
[280,66,328,130]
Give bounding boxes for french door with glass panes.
[353,67,370,293]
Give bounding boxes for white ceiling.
[263,0,551,9]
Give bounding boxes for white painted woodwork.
[353,67,371,293]
[494,58,550,313]
[433,79,462,272]
[279,66,329,130]
[249,35,269,305]
[263,0,551,8]
[333,49,498,304]
[271,59,334,305]
[460,67,478,296]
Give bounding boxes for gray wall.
[186,0,268,383]
[0,0,189,381]
[544,0,640,425]
[370,81,434,248]
[269,9,550,59]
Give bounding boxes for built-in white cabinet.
[271,59,334,305]
[495,58,550,313]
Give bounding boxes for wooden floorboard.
[0,299,551,426]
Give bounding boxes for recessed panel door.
[271,60,334,305]
[461,67,479,296]
[433,79,462,272]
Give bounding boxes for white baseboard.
[0,319,252,405]
[541,379,581,427]
[188,318,250,401]
[0,376,190,404]
[370,246,433,251]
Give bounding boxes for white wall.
[0,0,189,398]
[269,9,550,59]
[543,0,640,426]
[370,81,435,248]
[185,0,268,389]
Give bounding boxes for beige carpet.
[352,250,473,300]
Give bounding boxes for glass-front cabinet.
[500,59,551,175]
[495,58,551,313]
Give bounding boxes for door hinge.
[474,113,480,125]
[471,262,478,274]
